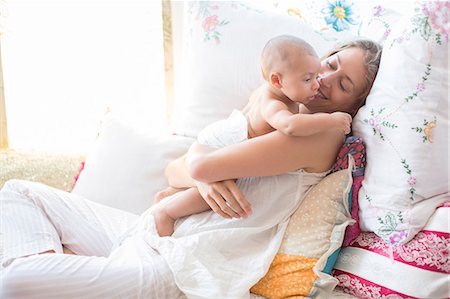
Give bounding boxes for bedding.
[352,0,449,245]
[333,201,450,298]
[251,162,354,298]
[71,114,194,214]
[67,1,447,298]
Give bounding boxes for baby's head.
[261,35,320,104]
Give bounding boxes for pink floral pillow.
[332,136,366,247]
[333,202,449,298]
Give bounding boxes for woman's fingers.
[216,183,246,218]
[203,195,231,218]
[210,190,240,218]
[225,180,252,217]
[195,180,249,219]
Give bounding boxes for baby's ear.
[269,72,282,89]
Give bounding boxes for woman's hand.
[195,179,252,219]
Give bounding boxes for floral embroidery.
[202,15,229,43]
[364,108,398,141]
[372,5,383,17]
[367,5,393,42]
[404,64,431,103]
[390,1,448,48]
[401,159,416,200]
[376,212,407,244]
[188,1,229,44]
[389,230,407,245]
[411,117,437,143]
[421,0,449,43]
[321,0,359,32]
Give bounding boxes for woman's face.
[305,47,367,115]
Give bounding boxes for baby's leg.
[153,187,210,237]
[153,186,185,203]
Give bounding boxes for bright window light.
[2,0,166,154]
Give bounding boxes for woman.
[0,40,381,299]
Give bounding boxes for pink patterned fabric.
[333,203,450,298]
[343,175,363,246]
[333,270,417,299]
[350,231,449,273]
[331,136,366,247]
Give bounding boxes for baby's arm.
[262,99,352,136]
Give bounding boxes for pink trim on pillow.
[71,160,85,192]
[438,201,450,208]
[350,231,449,273]
[333,269,417,299]
[343,175,363,246]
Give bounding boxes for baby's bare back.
[242,84,298,139]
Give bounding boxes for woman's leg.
[0,180,183,298]
[1,235,184,299]
[1,179,138,266]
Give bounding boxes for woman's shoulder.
[300,130,345,173]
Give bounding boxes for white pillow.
[72,115,194,214]
[352,1,449,245]
[358,4,403,45]
[171,1,351,138]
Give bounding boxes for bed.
[69,1,449,298]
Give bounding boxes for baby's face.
[279,54,320,104]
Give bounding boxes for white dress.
[120,109,329,298]
[129,169,329,299]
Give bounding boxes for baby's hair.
[260,35,318,80]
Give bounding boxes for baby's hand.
[330,112,352,135]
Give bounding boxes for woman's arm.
[164,153,196,188]
[165,151,251,218]
[188,128,344,183]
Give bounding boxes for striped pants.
[0,180,184,299]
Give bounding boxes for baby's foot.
[154,187,183,203]
[153,208,175,237]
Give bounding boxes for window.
[2,0,166,153]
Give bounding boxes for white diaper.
[197,109,248,148]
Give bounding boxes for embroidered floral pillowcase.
[352,0,449,245]
[170,1,341,137]
[333,202,450,298]
[262,0,362,36]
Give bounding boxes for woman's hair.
[324,39,382,110]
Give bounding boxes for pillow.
[71,114,194,214]
[332,136,367,247]
[358,4,403,45]
[250,157,355,298]
[262,0,363,35]
[171,1,351,138]
[352,0,449,245]
[333,201,450,298]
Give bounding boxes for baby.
[152,35,352,236]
